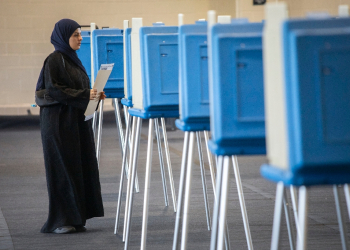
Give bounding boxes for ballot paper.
[84,63,114,121]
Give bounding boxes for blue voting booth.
[129,25,179,118]
[121,27,133,107]
[76,30,92,83]
[92,28,124,98]
[176,21,210,131]
[124,23,179,250]
[208,22,265,156]
[261,17,350,186]
[260,13,350,250]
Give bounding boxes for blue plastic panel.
[139,26,179,111]
[177,23,210,132]
[76,30,91,84]
[92,28,124,98]
[261,17,350,186]
[208,22,265,155]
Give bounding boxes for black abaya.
[40,51,104,233]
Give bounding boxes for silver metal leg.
[154,118,169,207]
[113,99,125,161]
[124,117,142,250]
[283,188,295,250]
[92,111,97,138]
[210,156,224,250]
[204,131,216,200]
[161,117,177,212]
[196,131,211,230]
[123,117,137,242]
[271,181,285,250]
[140,119,155,250]
[232,156,253,250]
[180,132,196,250]
[114,114,132,234]
[217,156,231,250]
[344,184,350,221]
[123,108,129,178]
[173,132,190,250]
[333,185,349,250]
[296,186,308,250]
[115,100,139,193]
[96,99,104,166]
[290,185,301,239]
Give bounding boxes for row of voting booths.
[76,3,350,249]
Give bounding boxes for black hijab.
[36,19,87,91]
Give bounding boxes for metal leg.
[173,132,190,250]
[114,114,132,234]
[333,185,349,250]
[296,186,308,250]
[196,131,211,230]
[115,99,139,193]
[283,188,295,250]
[161,117,177,212]
[271,181,285,250]
[124,117,142,250]
[96,99,104,167]
[124,107,133,156]
[154,118,169,207]
[113,99,125,162]
[92,111,97,138]
[210,156,224,250]
[123,116,137,242]
[140,119,155,250]
[217,156,231,250]
[344,184,350,221]
[180,132,196,250]
[232,156,253,250]
[290,185,301,238]
[204,131,216,200]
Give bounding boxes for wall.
[0,0,348,115]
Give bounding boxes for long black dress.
[40,51,104,233]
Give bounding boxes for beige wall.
[0,0,348,115]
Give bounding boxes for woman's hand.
[98,91,106,100]
[90,89,97,100]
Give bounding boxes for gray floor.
[0,111,349,250]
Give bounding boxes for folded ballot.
[84,63,114,120]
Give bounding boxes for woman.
[38,19,105,234]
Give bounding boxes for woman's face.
[69,28,82,50]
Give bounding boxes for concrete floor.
[0,111,349,250]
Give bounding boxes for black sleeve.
[44,53,90,110]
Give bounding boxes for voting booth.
[121,19,179,250]
[173,20,215,250]
[92,28,124,98]
[260,3,350,250]
[76,30,92,83]
[205,15,264,250]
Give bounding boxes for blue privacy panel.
[177,23,210,131]
[261,17,350,186]
[76,30,91,85]
[122,27,132,107]
[208,22,265,155]
[139,26,179,112]
[92,28,124,98]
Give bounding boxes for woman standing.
[37,19,105,234]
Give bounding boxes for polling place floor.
[0,111,348,250]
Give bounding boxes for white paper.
[84,63,114,120]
